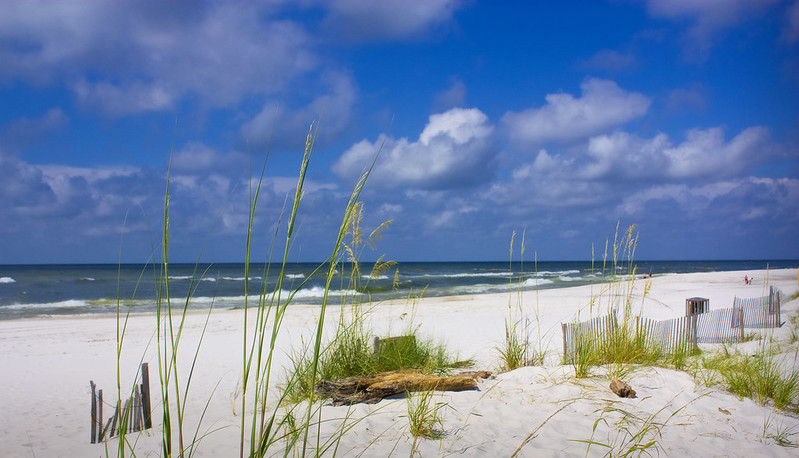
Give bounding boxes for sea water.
[0,260,796,319]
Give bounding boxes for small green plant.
[498,231,546,371]
[570,333,596,378]
[692,345,799,412]
[574,396,693,457]
[407,389,446,440]
[762,413,799,447]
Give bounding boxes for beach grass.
[498,231,546,371]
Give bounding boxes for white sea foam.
[168,275,216,282]
[536,270,580,277]
[221,276,263,281]
[0,277,16,284]
[523,278,554,287]
[4,299,89,310]
[285,273,306,279]
[421,272,513,279]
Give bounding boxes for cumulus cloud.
[501,78,651,146]
[0,1,316,114]
[482,125,775,226]
[617,177,799,224]
[240,71,357,151]
[333,107,496,189]
[318,0,463,42]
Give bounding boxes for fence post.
[739,308,745,341]
[141,363,152,429]
[97,389,103,443]
[561,323,567,359]
[90,381,97,444]
[691,315,698,349]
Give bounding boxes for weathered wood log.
[315,369,491,405]
[610,379,636,398]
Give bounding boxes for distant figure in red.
[744,275,749,285]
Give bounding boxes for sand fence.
[89,363,152,444]
[562,287,784,358]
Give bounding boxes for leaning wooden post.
[109,402,119,438]
[561,323,568,360]
[141,362,152,430]
[90,381,97,444]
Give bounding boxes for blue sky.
[1,0,798,264]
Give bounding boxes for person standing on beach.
[745,275,749,285]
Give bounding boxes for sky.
[1,0,798,264]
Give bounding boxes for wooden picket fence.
[90,363,152,444]
[561,313,618,358]
[561,288,783,357]
[635,315,697,352]
[732,286,782,329]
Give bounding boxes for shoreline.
[1,268,797,456]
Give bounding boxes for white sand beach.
[1,268,798,457]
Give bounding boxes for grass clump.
[284,313,466,404]
[575,397,693,457]
[284,209,468,404]
[407,389,447,440]
[498,231,546,371]
[692,345,799,412]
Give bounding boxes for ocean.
[0,260,796,320]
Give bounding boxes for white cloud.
[73,80,175,115]
[319,0,463,42]
[333,107,495,189]
[645,0,782,57]
[617,177,799,221]
[501,78,651,146]
[432,78,467,111]
[666,86,708,113]
[240,71,356,150]
[785,0,799,43]
[581,50,637,73]
[0,1,317,114]
[577,126,772,180]
[0,108,69,151]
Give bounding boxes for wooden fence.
[561,288,783,357]
[561,313,618,358]
[732,286,782,329]
[90,363,152,444]
[635,315,697,352]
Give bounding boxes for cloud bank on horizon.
[0,0,797,264]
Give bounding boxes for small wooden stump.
[610,379,636,398]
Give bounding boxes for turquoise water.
[0,260,796,319]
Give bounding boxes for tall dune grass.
[110,122,391,457]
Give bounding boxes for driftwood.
[610,379,636,398]
[315,370,491,405]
